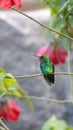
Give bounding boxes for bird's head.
[34,54,50,62]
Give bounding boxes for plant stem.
[3,93,73,104]
[12,7,73,41]
[14,72,73,79]
[0,120,9,130]
[67,43,73,100]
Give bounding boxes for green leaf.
[8,86,19,91]
[0,67,6,74]
[69,17,73,27]
[4,73,19,89]
[4,74,23,97]
[5,73,16,78]
[42,119,50,130]
[0,73,7,81]
[51,16,65,39]
[4,73,34,111]
[41,116,72,130]
[0,80,6,97]
[57,0,70,14]
[0,68,34,111]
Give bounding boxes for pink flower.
[0,100,21,122]
[37,45,68,65]
[0,0,22,9]
[55,46,68,64]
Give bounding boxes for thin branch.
[67,43,73,100]
[0,120,9,130]
[15,72,73,79]
[0,126,6,130]
[4,93,72,103]
[12,7,73,41]
[15,73,42,79]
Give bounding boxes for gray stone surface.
[0,13,73,130]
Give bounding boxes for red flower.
[0,0,22,9]
[0,100,21,122]
[37,45,68,65]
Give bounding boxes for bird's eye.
[40,56,43,59]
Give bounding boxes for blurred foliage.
[39,0,73,49]
[0,67,34,111]
[41,116,73,130]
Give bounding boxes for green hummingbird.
[40,55,55,85]
[34,54,55,86]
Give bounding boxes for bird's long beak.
[33,55,40,58]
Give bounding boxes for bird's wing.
[44,64,55,85]
[43,75,52,86]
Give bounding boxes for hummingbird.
[34,54,55,86]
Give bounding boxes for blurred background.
[0,0,73,130]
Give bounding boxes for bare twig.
[0,126,5,130]
[3,93,73,104]
[67,43,73,100]
[0,120,9,130]
[12,7,73,41]
[15,72,73,79]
